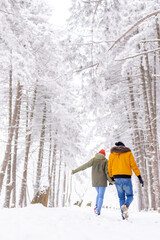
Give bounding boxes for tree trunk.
[11,89,22,208]
[56,151,62,207]
[48,142,57,207]
[65,171,70,207]
[48,126,52,186]
[31,187,50,207]
[139,55,156,209]
[49,143,57,207]
[127,73,144,210]
[34,103,46,195]
[4,51,13,208]
[155,17,160,65]
[139,130,149,210]
[68,174,72,206]
[62,162,67,207]
[19,86,37,207]
[52,143,57,207]
[144,52,160,209]
[0,81,22,195]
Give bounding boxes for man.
[108,142,144,219]
[72,149,114,215]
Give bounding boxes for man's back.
[108,145,140,177]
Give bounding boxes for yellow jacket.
[108,146,141,177]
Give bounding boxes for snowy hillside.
[0,204,159,240]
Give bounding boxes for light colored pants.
[95,187,106,213]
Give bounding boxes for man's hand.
[138,175,144,187]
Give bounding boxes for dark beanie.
[115,141,125,146]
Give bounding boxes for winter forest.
[0,0,160,216]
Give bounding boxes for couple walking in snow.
[71,141,144,220]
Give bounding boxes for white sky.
[45,0,71,26]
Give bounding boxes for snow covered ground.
[0,204,159,240]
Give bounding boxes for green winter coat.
[72,153,112,187]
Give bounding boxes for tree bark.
[144,51,160,209]
[3,57,13,208]
[68,174,72,206]
[34,103,46,196]
[48,141,57,207]
[127,73,144,210]
[0,81,22,195]
[139,55,156,209]
[56,151,62,207]
[31,187,50,207]
[19,85,37,207]
[48,125,52,187]
[52,143,57,207]
[62,162,67,207]
[155,17,160,65]
[11,88,22,208]
[139,130,149,210]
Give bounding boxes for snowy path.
[0,204,159,240]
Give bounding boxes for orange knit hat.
[99,149,106,156]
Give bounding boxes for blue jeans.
[114,178,133,214]
[95,187,106,213]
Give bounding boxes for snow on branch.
[108,10,160,51]
[0,9,14,15]
[61,40,115,46]
[82,0,103,3]
[140,39,160,43]
[153,74,160,77]
[74,63,99,73]
[116,48,160,61]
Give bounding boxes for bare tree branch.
[116,48,160,61]
[74,63,99,73]
[140,39,160,43]
[82,1,103,3]
[92,0,102,23]
[108,10,160,51]
[60,40,115,47]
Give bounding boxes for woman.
[71,149,114,215]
